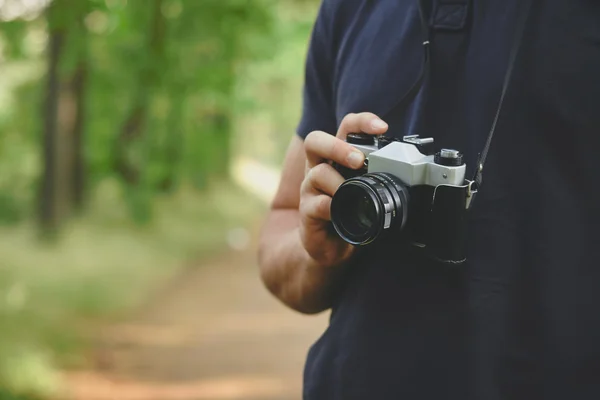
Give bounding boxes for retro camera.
[330,133,477,264]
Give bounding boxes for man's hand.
[258,112,388,314]
[299,112,389,268]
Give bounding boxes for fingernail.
[371,119,388,130]
[347,151,364,168]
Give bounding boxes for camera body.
[330,133,476,264]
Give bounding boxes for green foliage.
[0,20,28,58]
[0,0,280,226]
[0,0,319,225]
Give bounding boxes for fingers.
[304,130,365,169]
[336,112,388,139]
[301,163,344,197]
[304,112,387,172]
[300,194,332,221]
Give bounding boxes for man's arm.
[258,136,345,314]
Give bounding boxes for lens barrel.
[330,173,410,245]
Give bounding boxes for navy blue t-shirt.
[296,1,600,399]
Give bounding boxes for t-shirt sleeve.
[296,1,338,140]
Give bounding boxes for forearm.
[258,209,346,314]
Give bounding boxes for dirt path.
[64,230,328,400]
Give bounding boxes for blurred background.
[0,0,327,398]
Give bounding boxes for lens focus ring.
[358,176,395,229]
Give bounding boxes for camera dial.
[434,148,463,166]
[346,133,375,145]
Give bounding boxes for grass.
[0,178,267,398]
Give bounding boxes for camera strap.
[388,0,534,208]
[472,0,534,191]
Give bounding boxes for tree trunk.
[71,61,88,210]
[158,92,185,192]
[39,27,64,234]
[209,110,232,177]
[40,0,89,232]
[114,103,146,185]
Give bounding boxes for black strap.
[473,0,534,188]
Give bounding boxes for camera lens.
[338,186,378,237]
[330,173,410,245]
